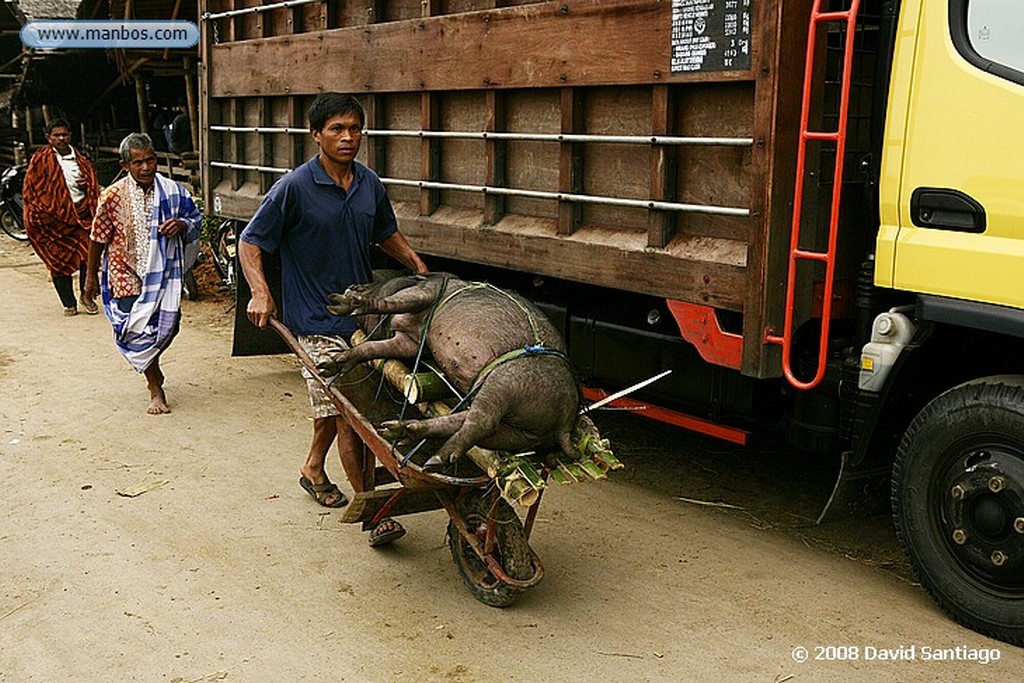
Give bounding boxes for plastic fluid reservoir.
[859,309,916,392]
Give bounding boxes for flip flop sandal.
[299,476,349,508]
[368,517,406,547]
[80,299,99,315]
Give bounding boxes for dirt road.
[1,237,1019,682]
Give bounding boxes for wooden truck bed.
[201,0,830,376]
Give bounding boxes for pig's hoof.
[326,293,364,316]
[379,420,411,441]
[424,450,459,469]
[381,419,428,442]
[315,358,338,376]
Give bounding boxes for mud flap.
[231,247,289,356]
[816,449,891,523]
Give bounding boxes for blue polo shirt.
[240,157,398,336]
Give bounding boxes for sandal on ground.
[299,476,349,508]
[80,298,99,315]
[368,517,406,547]
[63,306,78,317]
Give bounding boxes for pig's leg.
[424,390,513,466]
[317,332,420,376]
[327,280,442,317]
[381,402,505,468]
[428,359,580,465]
[379,412,469,443]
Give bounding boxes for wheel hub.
[943,450,1024,586]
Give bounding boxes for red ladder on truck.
[765,0,862,390]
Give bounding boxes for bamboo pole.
[184,56,198,153]
[88,58,150,117]
[163,0,184,61]
[134,76,149,135]
[402,371,453,403]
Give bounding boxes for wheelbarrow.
[269,318,545,607]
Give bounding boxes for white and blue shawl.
[100,174,201,372]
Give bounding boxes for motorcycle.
[0,164,27,241]
[210,218,238,292]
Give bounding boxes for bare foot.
[144,359,170,415]
[147,387,171,415]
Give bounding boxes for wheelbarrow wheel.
[448,492,534,607]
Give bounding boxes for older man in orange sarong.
[24,118,100,316]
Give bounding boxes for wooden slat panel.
[557,88,583,235]
[206,195,747,312]
[267,6,289,36]
[383,94,420,204]
[210,1,754,97]
[396,208,748,311]
[365,94,387,176]
[483,89,507,225]
[385,0,423,22]
[439,92,487,210]
[419,93,441,215]
[648,85,677,248]
[578,86,649,232]
[260,96,273,194]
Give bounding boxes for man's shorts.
[296,334,350,419]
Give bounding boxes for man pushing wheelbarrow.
[238,92,428,546]
[237,91,623,605]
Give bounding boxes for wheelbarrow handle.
[267,317,326,386]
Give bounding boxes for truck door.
[878,0,1024,307]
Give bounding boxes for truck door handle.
[910,188,986,233]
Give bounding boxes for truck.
[198,0,1024,644]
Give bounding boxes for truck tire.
[447,491,535,608]
[892,376,1024,646]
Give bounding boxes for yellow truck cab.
[202,0,1024,643]
[868,0,1024,647]
[879,1,1024,305]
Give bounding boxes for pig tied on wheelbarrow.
[320,273,599,469]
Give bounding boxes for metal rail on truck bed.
[200,0,828,379]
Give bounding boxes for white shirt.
[54,147,85,203]
[128,178,155,275]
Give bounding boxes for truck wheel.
[893,376,1024,645]
[447,492,535,607]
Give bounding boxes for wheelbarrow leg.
[359,442,376,492]
[333,414,372,494]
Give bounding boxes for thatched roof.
[17,0,83,21]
